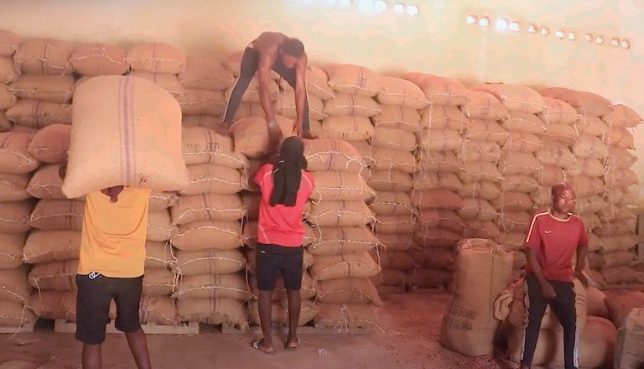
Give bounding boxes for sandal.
[251,338,275,354]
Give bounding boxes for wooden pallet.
[54,320,199,335]
[0,322,35,334]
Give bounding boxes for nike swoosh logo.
[545,230,553,234]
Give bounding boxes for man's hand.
[101,186,124,203]
[540,280,557,299]
[575,270,588,288]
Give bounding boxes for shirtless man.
[219,32,315,143]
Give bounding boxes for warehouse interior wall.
[0,0,642,201]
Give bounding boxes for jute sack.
[408,268,452,288]
[372,146,417,174]
[0,131,39,174]
[310,171,375,201]
[175,89,226,116]
[310,252,381,281]
[63,76,188,198]
[230,115,294,159]
[10,75,74,103]
[412,190,463,210]
[308,227,379,256]
[0,201,32,234]
[459,198,498,221]
[603,104,642,128]
[325,64,380,97]
[224,76,280,103]
[276,90,326,121]
[0,233,25,269]
[172,273,249,301]
[0,172,29,201]
[614,308,644,369]
[536,141,577,167]
[499,152,542,176]
[347,140,375,167]
[26,164,65,199]
[145,241,176,270]
[371,269,408,287]
[248,267,317,299]
[507,316,616,368]
[305,200,374,227]
[373,104,421,133]
[606,292,644,328]
[0,266,30,303]
[501,111,547,135]
[139,296,179,325]
[241,192,260,221]
[579,158,607,177]
[177,297,248,326]
[606,147,638,170]
[29,199,84,231]
[576,116,608,137]
[180,164,245,196]
[375,233,415,251]
[278,65,334,100]
[537,165,564,187]
[570,175,604,197]
[232,102,265,121]
[323,93,380,118]
[376,76,427,109]
[242,221,315,249]
[304,138,366,172]
[416,210,464,234]
[541,87,613,117]
[460,183,505,205]
[315,302,378,329]
[601,267,643,286]
[501,174,539,193]
[403,73,470,106]
[416,151,463,173]
[375,215,416,234]
[461,90,508,121]
[171,220,241,251]
[414,227,462,248]
[0,300,36,327]
[539,97,579,124]
[366,169,412,192]
[23,230,80,264]
[465,119,509,144]
[372,127,417,152]
[418,128,462,152]
[317,278,383,306]
[378,250,417,270]
[440,239,513,356]
[0,29,22,57]
[421,104,470,132]
[182,115,219,128]
[603,127,635,149]
[369,191,413,215]
[128,71,185,96]
[413,171,462,192]
[6,99,72,128]
[502,132,542,153]
[149,191,179,211]
[126,42,185,74]
[14,38,73,75]
[147,210,176,242]
[463,220,500,240]
[492,192,533,212]
[321,116,374,141]
[28,259,77,291]
[27,124,70,164]
[171,193,244,225]
[542,123,578,146]
[0,84,16,110]
[408,246,456,270]
[142,268,175,296]
[69,43,129,76]
[0,111,10,132]
[248,299,319,327]
[174,248,245,276]
[595,251,636,268]
[459,141,501,163]
[575,195,605,214]
[458,162,504,184]
[474,83,545,113]
[179,56,234,91]
[27,290,76,321]
[500,211,531,233]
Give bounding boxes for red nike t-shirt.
[254,163,314,247]
[525,211,588,282]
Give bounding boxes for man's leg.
[550,281,579,369]
[272,64,312,137]
[113,276,151,369]
[221,47,260,129]
[281,247,304,349]
[285,289,301,348]
[125,329,152,369]
[75,274,111,369]
[258,290,275,352]
[520,274,550,369]
[82,344,102,369]
[255,244,279,353]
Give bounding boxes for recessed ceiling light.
[567,32,576,40]
[611,37,620,46]
[338,0,351,6]
[406,4,418,16]
[466,15,478,25]
[509,21,521,31]
[479,16,490,27]
[541,27,550,36]
[496,18,509,31]
[595,35,604,44]
[584,33,593,42]
[621,39,630,49]
[374,0,387,12]
[528,24,537,33]
[393,3,405,14]
[555,30,565,39]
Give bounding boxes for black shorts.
[75,273,143,345]
[256,243,304,291]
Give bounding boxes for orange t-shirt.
[77,187,151,278]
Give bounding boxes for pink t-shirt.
[525,211,588,282]
[254,163,314,247]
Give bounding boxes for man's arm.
[293,56,308,134]
[525,248,557,298]
[256,51,277,124]
[574,221,590,286]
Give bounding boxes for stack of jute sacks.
[0,29,37,330]
[402,73,469,289]
[368,76,426,290]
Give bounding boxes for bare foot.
[251,338,275,354]
[214,123,230,137]
[284,335,300,350]
[301,130,317,140]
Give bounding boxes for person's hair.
[280,38,305,58]
[551,183,573,198]
[270,136,307,207]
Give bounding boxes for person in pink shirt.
[252,136,314,353]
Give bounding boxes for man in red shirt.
[520,183,589,369]
[252,136,314,353]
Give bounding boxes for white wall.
[0,0,642,201]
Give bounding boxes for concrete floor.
[0,290,505,369]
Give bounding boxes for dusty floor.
[0,290,507,369]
